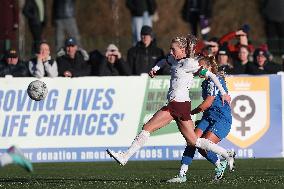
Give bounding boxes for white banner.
[0,76,147,149]
[0,75,282,162]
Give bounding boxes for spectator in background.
[0,48,29,77]
[28,41,58,78]
[23,0,47,55]
[219,24,254,58]
[217,45,235,75]
[127,25,169,75]
[0,0,19,59]
[261,0,284,55]
[52,0,81,51]
[232,45,253,74]
[95,44,130,76]
[247,48,282,75]
[126,0,157,45]
[56,37,90,77]
[181,0,212,40]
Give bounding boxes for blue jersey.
[201,76,232,123]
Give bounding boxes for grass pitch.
[0,159,284,189]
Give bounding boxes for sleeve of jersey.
[204,71,227,95]
[152,59,164,71]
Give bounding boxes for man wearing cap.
[127,25,170,75]
[93,44,130,76]
[217,45,235,75]
[0,49,29,77]
[247,48,282,75]
[56,37,90,77]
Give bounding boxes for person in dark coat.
[231,45,252,74]
[95,44,130,76]
[217,45,235,75]
[127,25,169,75]
[247,48,282,75]
[0,0,19,58]
[0,48,29,77]
[56,37,90,77]
[23,0,47,55]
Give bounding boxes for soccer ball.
[27,80,48,101]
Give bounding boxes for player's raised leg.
[107,110,173,166]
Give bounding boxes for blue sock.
[204,151,218,165]
[181,145,196,165]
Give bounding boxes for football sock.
[181,145,196,165]
[0,153,13,167]
[179,164,188,177]
[124,130,150,160]
[215,158,221,167]
[179,145,196,177]
[195,138,228,159]
[204,151,219,165]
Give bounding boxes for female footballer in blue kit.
[167,56,233,183]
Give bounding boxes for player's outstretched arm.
[199,69,231,105]
[149,56,169,78]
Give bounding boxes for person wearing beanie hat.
[0,48,29,77]
[127,25,170,75]
[140,25,153,36]
[246,47,282,75]
[94,44,130,76]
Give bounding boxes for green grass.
[1,159,284,189]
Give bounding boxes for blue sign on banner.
[220,75,282,158]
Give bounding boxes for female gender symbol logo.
[231,95,256,136]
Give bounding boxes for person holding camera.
[96,44,130,76]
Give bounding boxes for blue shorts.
[196,118,231,140]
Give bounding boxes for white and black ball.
[27,80,48,101]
